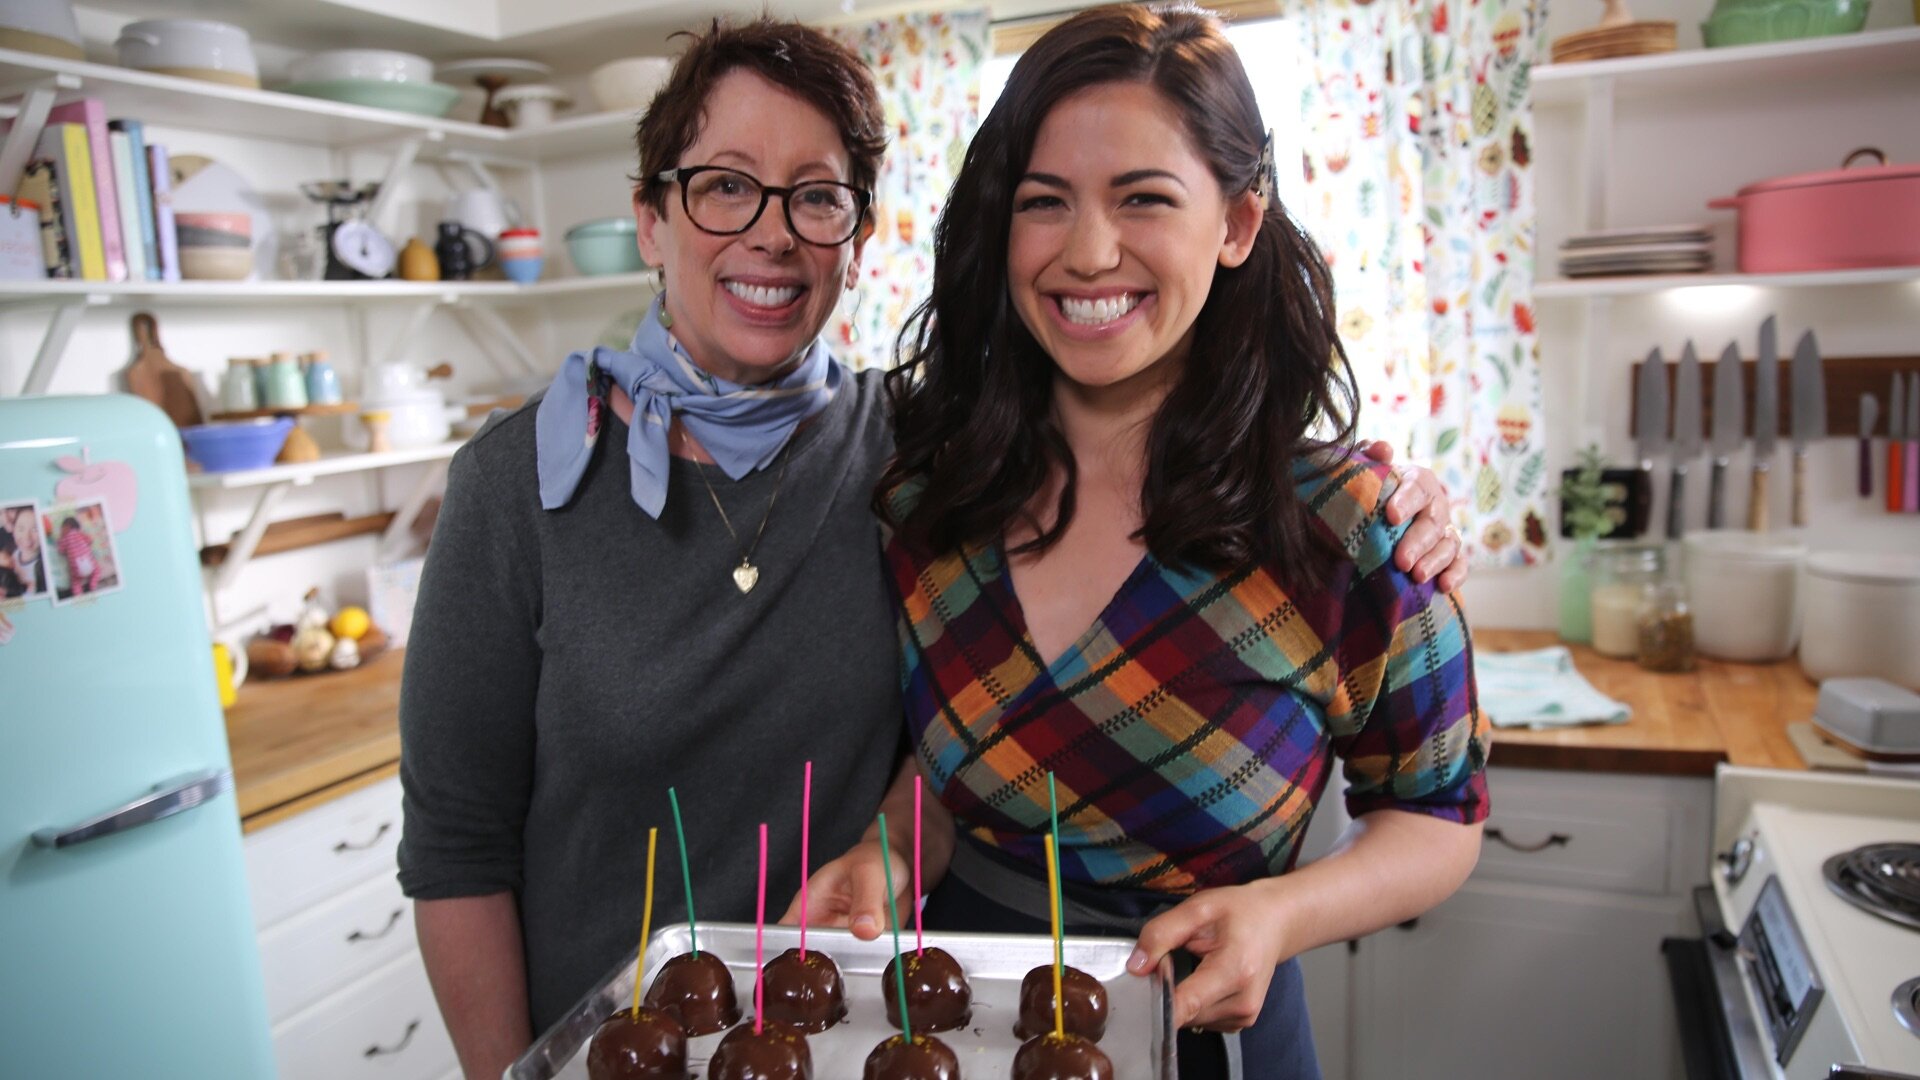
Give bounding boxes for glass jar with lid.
[1589,541,1663,659]
[1637,578,1695,673]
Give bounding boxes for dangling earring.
[656,266,673,329]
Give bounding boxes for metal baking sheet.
[508,922,1175,1079]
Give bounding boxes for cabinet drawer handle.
[1486,827,1570,854]
[332,821,391,853]
[346,908,405,944]
[364,1019,420,1058]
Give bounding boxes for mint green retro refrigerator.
[0,394,275,1078]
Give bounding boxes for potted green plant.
[1557,445,1614,644]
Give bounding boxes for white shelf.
[188,441,465,491]
[0,271,658,308]
[0,47,508,154]
[1533,27,1920,107]
[1534,265,1920,298]
[502,111,642,159]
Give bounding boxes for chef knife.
[1859,393,1878,498]
[1907,372,1920,512]
[1708,342,1743,529]
[1749,315,1779,531]
[1635,347,1669,539]
[1892,373,1907,514]
[1788,329,1826,528]
[1669,341,1703,539]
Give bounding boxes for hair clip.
[1252,129,1278,203]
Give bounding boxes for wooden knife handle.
[1791,450,1810,528]
[1708,460,1727,529]
[1748,463,1770,532]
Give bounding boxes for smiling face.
[635,69,868,385]
[1007,81,1263,399]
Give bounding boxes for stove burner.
[1897,976,1920,1037]
[1824,843,1920,932]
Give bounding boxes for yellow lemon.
[330,606,372,641]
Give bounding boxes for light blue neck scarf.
[535,298,841,518]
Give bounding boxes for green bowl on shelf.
[279,78,461,117]
[565,217,647,277]
[1700,0,1870,46]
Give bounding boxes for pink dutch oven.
[1709,148,1920,273]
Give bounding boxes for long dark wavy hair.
[878,3,1360,586]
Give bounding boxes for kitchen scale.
[300,180,395,280]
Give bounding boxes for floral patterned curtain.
[1279,0,1550,566]
[829,11,991,371]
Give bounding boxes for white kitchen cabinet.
[245,774,451,1080]
[1305,767,1710,1080]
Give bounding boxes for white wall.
[1464,0,1920,629]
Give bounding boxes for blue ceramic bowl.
[502,255,545,284]
[566,217,646,276]
[181,418,294,472]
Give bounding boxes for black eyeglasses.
[654,166,872,247]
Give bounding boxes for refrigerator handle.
[31,768,233,849]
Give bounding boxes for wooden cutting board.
[122,311,204,428]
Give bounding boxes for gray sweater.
[396,370,903,1034]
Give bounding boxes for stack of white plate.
[1559,225,1713,277]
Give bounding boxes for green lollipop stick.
[668,787,698,957]
[878,812,913,1044]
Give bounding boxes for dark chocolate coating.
[861,1033,960,1079]
[707,1020,814,1080]
[1012,1032,1115,1080]
[642,951,741,1036]
[880,947,972,1033]
[586,1007,688,1080]
[1014,964,1109,1042]
[759,948,847,1033]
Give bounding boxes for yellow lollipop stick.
[1046,833,1064,1039]
[631,827,658,1017]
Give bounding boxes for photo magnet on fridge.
[1,499,51,605]
[42,499,124,606]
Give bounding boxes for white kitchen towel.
[1474,646,1631,729]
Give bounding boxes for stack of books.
[5,97,182,283]
[1558,225,1713,278]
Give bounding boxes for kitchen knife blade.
[1859,393,1878,498]
[1788,329,1826,528]
[1635,348,1668,540]
[1907,372,1919,513]
[1749,315,1779,531]
[1893,373,1909,514]
[1669,341,1703,539]
[1708,342,1744,529]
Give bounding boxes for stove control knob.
[1718,837,1754,885]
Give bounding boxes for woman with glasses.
[396,16,1467,1077]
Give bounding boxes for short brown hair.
[633,18,888,215]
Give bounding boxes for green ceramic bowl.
[566,218,647,276]
[280,78,461,117]
[1700,0,1870,46]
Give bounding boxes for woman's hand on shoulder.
[1126,880,1299,1032]
[779,838,911,942]
[1359,440,1467,593]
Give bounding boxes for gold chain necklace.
[681,429,791,594]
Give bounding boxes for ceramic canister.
[1799,552,1920,690]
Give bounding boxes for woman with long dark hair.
[809,6,1489,1077]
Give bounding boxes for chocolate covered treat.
[707,1020,813,1080]
[1012,1031,1114,1080]
[586,1007,688,1080]
[862,1033,961,1079]
[643,951,741,1036]
[881,946,972,1033]
[1013,964,1108,1042]
[759,948,848,1033]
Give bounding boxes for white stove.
[1691,767,1920,1079]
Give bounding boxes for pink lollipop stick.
[801,761,812,960]
[913,775,923,956]
[755,822,767,1035]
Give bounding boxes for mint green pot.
[1701,0,1870,46]
[565,217,647,276]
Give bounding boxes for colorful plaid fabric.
[885,454,1490,894]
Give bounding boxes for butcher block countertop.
[222,630,1822,829]
[225,648,405,832]
[1474,629,1817,776]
